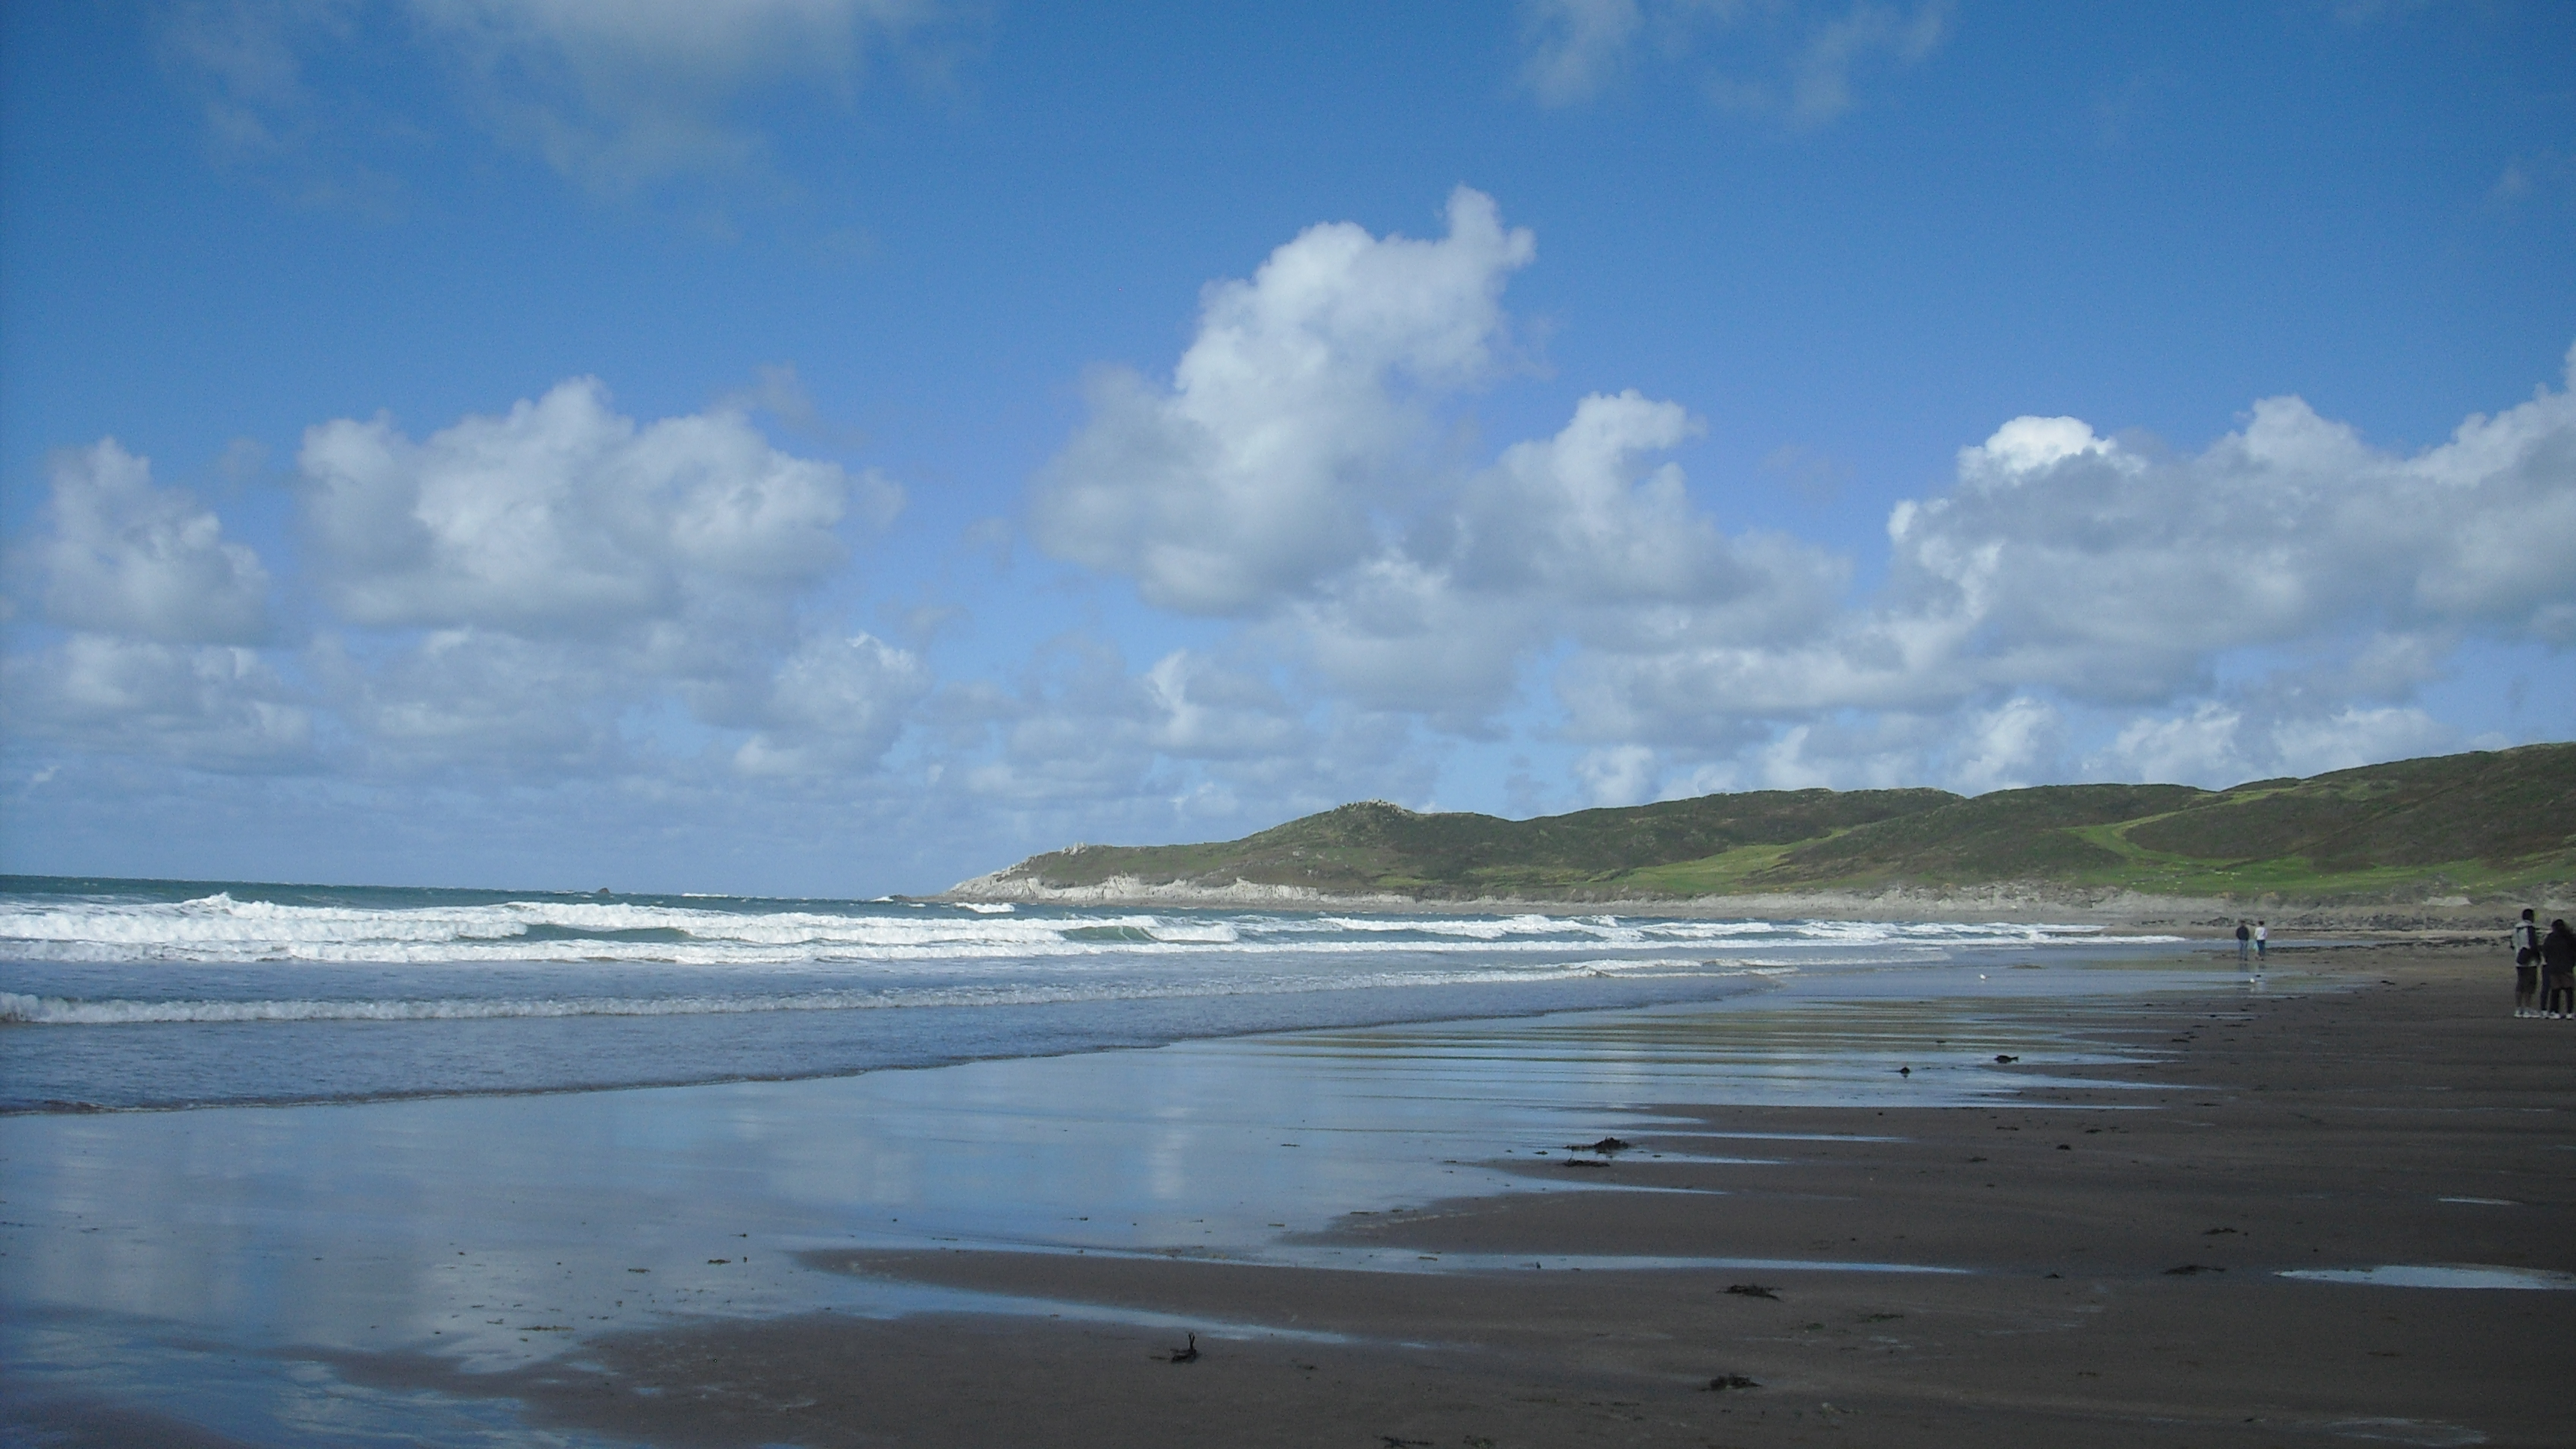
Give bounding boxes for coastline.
[938,870,2560,933]
[370,941,2575,1447]
[7,941,2571,1446]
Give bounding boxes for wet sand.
[318,943,2576,1448]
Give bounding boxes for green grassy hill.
[961,742,2576,903]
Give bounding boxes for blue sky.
[3,1,2572,896]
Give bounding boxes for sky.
[1,0,2572,897]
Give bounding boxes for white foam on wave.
[2,896,1174,963]
[0,891,2176,967]
[0,956,1761,1027]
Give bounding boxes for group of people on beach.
[2512,908,2576,1018]
[2233,918,2267,967]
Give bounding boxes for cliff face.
[948,743,2576,909]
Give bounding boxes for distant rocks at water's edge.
[943,743,2576,926]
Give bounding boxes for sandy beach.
[7,937,2572,1447]
[422,943,2576,1447]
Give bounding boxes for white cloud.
[1029,187,1535,615]
[1945,695,2062,794]
[1142,651,1304,760]
[1285,388,1845,720]
[314,627,622,769]
[1279,552,1535,722]
[1,378,932,784]
[3,437,301,773]
[1035,195,1849,736]
[13,173,2566,884]
[1023,191,2576,813]
[949,637,1171,807]
[948,640,1317,807]
[162,0,949,202]
[731,632,930,775]
[1,637,312,771]
[27,440,272,645]
[2267,706,2455,777]
[1574,742,1658,806]
[925,634,1450,849]
[413,0,924,84]
[409,0,937,192]
[1521,1,1949,123]
[1024,193,2576,820]
[2090,701,2456,788]
[299,376,887,638]
[2096,701,2247,785]
[1954,414,2125,482]
[1456,390,1842,635]
[1783,1,1947,124]
[286,378,925,775]
[1560,344,2576,748]
[1520,0,1644,107]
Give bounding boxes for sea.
[4,874,2227,1445]
[0,874,2183,1115]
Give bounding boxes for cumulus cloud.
[2090,702,2455,787]
[1,637,312,770]
[1035,191,1843,739]
[924,633,1448,848]
[1560,347,2576,753]
[1025,193,2570,813]
[1946,695,2064,795]
[287,378,923,776]
[1030,187,1535,614]
[1,379,931,786]
[1521,0,1949,123]
[1456,390,1842,635]
[0,441,301,773]
[313,627,622,769]
[730,632,931,775]
[1285,388,1845,720]
[28,440,272,645]
[1573,742,1658,806]
[1141,651,1305,760]
[300,376,889,639]
[12,177,2567,883]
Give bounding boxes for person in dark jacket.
[2542,919,2576,1020]
[2514,908,2544,1017]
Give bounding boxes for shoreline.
[937,876,2565,932]
[0,909,2244,1117]
[8,942,2572,1446]
[365,943,2570,1446]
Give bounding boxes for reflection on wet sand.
[4,957,2268,1444]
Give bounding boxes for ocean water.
[1,874,2229,1445]
[0,874,2180,1114]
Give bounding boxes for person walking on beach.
[2541,919,2576,1020]
[2513,909,2543,1017]
[2255,921,2267,963]
[2235,921,2251,964]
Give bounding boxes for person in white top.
[2512,909,2542,1017]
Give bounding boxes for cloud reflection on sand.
[0,959,2221,1443]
